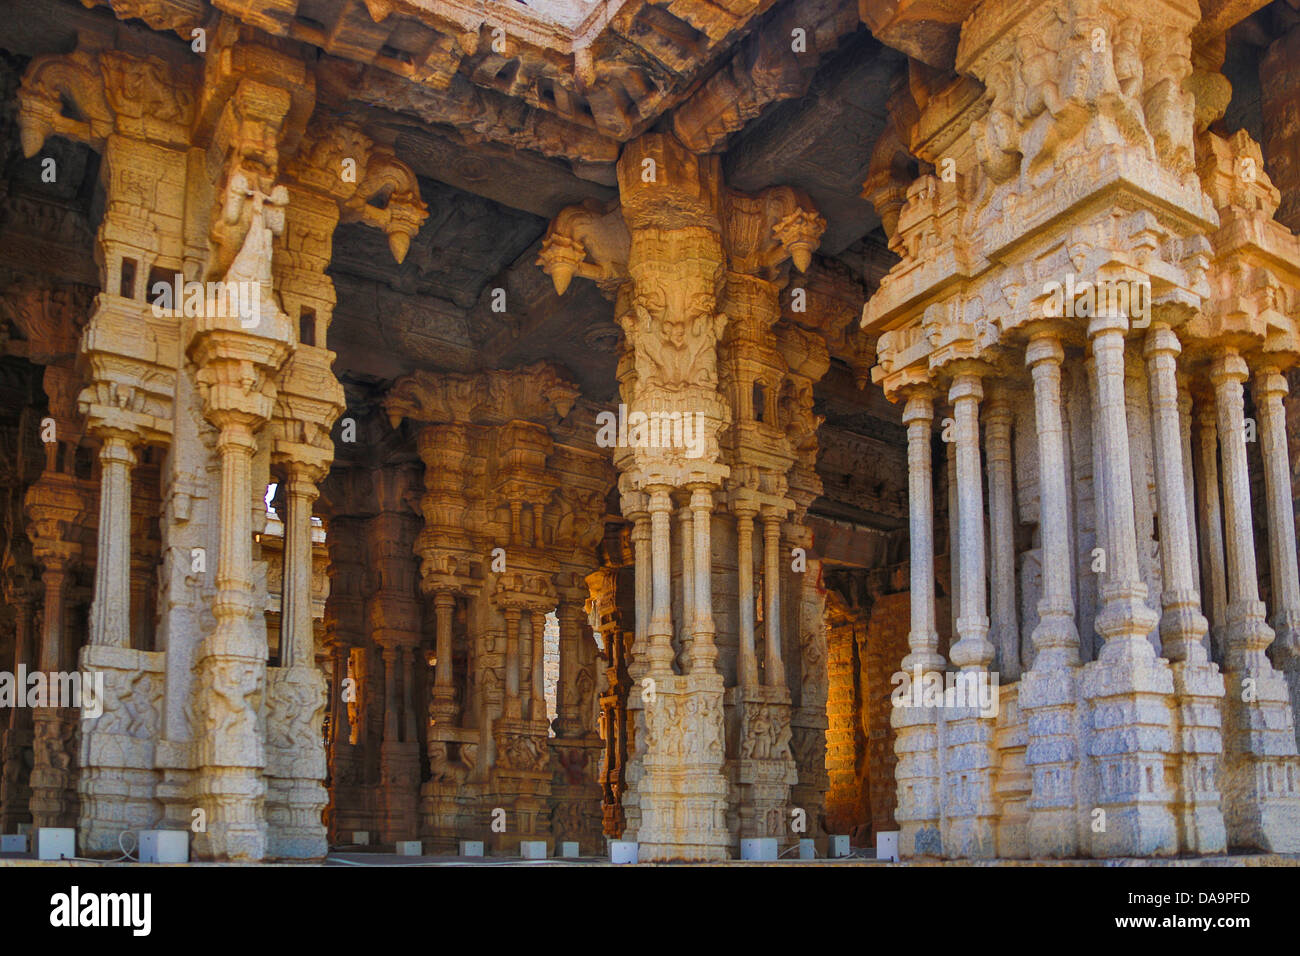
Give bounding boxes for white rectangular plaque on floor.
[876,831,899,862]
[740,838,778,861]
[609,841,637,864]
[520,840,548,860]
[36,828,75,861]
[798,838,817,860]
[459,840,484,857]
[139,830,189,863]
[829,834,851,858]
[560,841,580,858]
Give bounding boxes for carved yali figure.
[630,279,726,392]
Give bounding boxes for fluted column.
[645,486,675,676]
[1195,404,1229,657]
[279,467,318,668]
[1144,326,1210,662]
[557,602,585,735]
[1145,326,1225,855]
[504,606,522,719]
[1082,314,1174,858]
[736,506,759,687]
[1254,368,1300,668]
[761,509,785,685]
[894,389,942,858]
[949,372,993,670]
[903,392,942,672]
[89,433,136,647]
[1176,381,1202,600]
[1211,350,1300,852]
[402,645,418,741]
[431,592,456,718]
[1088,317,1161,654]
[688,486,718,673]
[381,644,399,743]
[630,509,650,656]
[1211,352,1274,668]
[678,501,694,654]
[1026,333,1080,662]
[531,610,547,725]
[984,388,1019,679]
[1022,331,1082,858]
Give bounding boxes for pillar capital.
[1142,323,1182,359]
[1209,350,1249,385]
[901,390,935,425]
[1024,328,1064,368]
[1086,313,1130,340]
[948,371,984,404]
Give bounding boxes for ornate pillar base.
[1166,660,1227,855]
[1219,659,1300,852]
[29,706,79,829]
[76,645,164,856]
[892,694,942,858]
[489,716,553,854]
[1081,638,1177,858]
[264,665,329,860]
[636,673,729,861]
[0,725,34,832]
[725,685,797,849]
[939,702,999,860]
[377,739,421,844]
[548,733,604,854]
[992,685,1031,859]
[1020,665,1082,858]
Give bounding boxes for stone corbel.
[339,146,430,264]
[17,50,114,157]
[536,199,631,297]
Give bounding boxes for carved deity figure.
[628,280,725,392]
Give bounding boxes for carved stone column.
[1144,325,1224,854]
[760,509,785,686]
[89,433,136,648]
[1195,403,1229,660]
[735,505,759,688]
[1081,314,1175,858]
[1020,331,1082,857]
[893,389,942,857]
[0,586,35,831]
[943,370,997,858]
[645,486,675,677]
[984,388,1019,680]
[1211,351,1300,851]
[1254,367,1300,748]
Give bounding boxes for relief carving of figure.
[630,280,725,392]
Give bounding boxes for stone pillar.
[504,607,522,720]
[1195,404,1229,660]
[1254,368,1300,741]
[1144,325,1225,854]
[431,592,456,720]
[631,510,650,654]
[761,509,785,685]
[1211,351,1300,851]
[1176,381,1202,603]
[279,468,316,669]
[30,557,77,829]
[678,500,694,657]
[894,390,943,857]
[943,371,996,858]
[0,593,35,831]
[688,486,718,673]
[736,506,759,688]
[89,434,136,648]
[1021,332,1082,857]
[556,601,584,736]
[1081,315,1175,858]
[531,611,547,725]
[646,486,675,676]
[985,390,1019,680]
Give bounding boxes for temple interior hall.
[1,0,1299,862]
